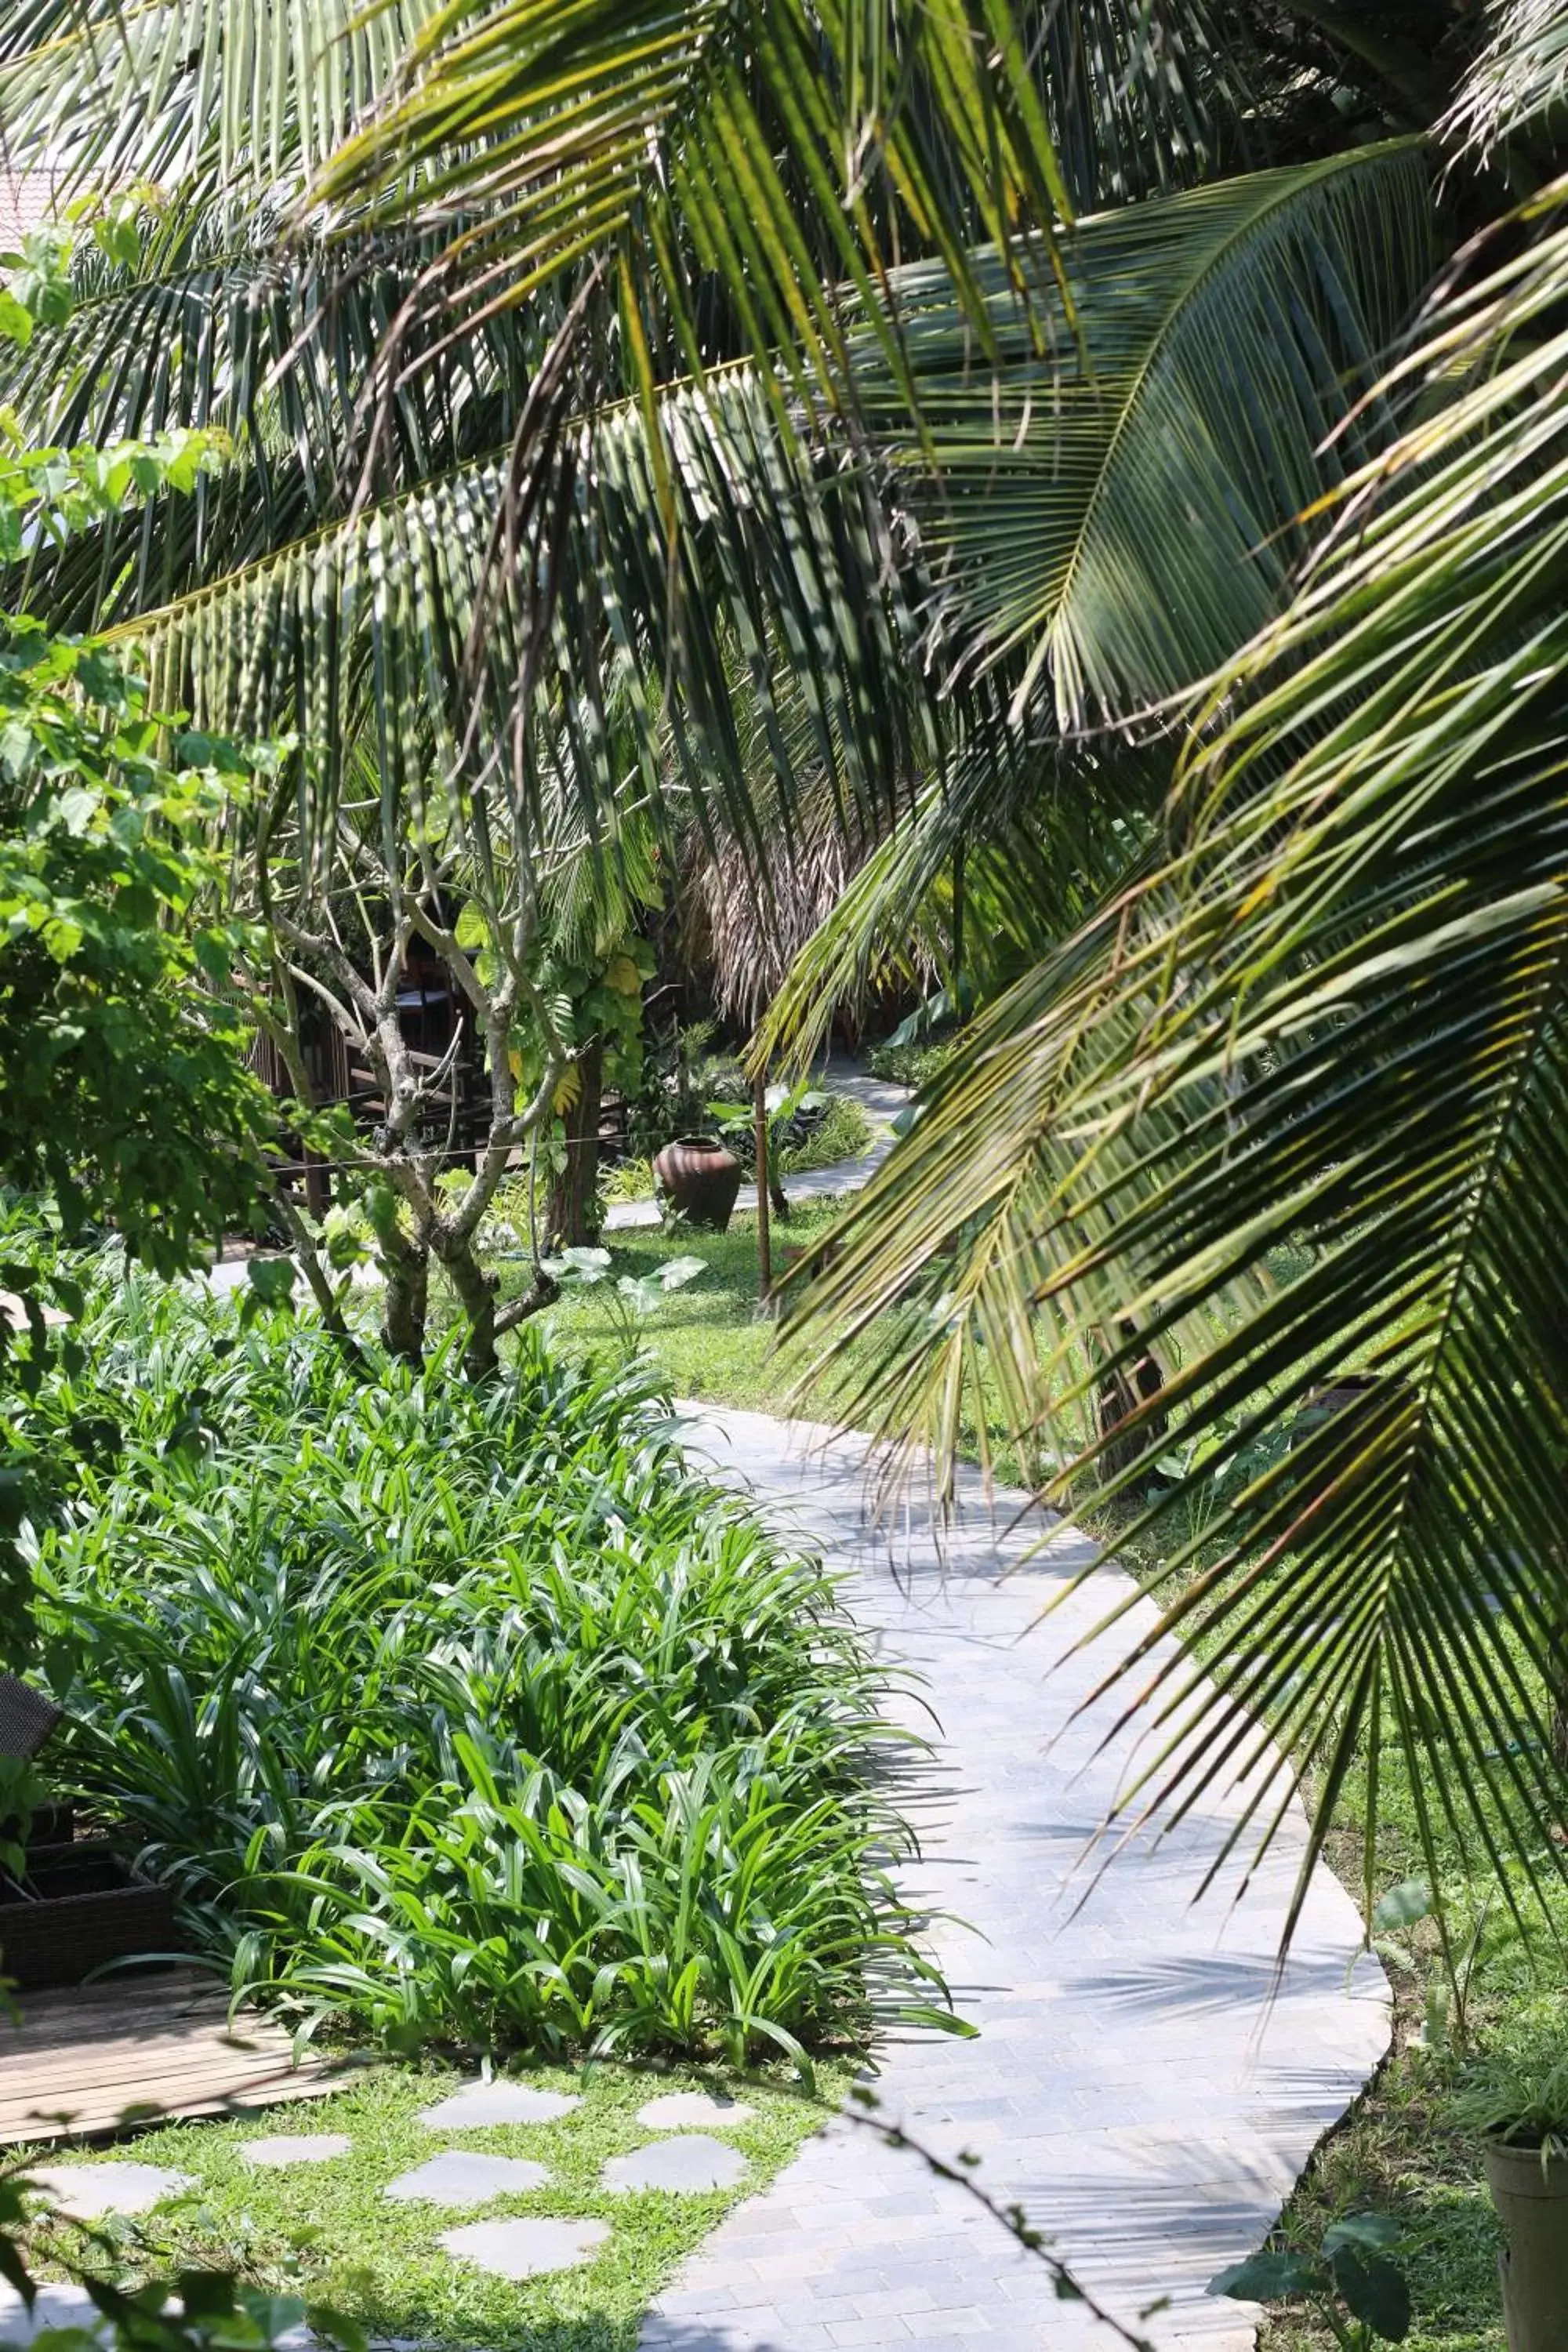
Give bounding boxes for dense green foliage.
[0,637,275,1272]
[20,1268,935,2066]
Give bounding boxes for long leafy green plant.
[21,1263,946,2068]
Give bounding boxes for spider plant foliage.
[790,164,1568,1939]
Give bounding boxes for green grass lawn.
[501,1200,1039,1486]
[504,1203,839,1414]
[22,2059,840,2352]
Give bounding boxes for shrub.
[22,1268,942,2066]
[865,1037,956,1091]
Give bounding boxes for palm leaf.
[850,141,1432,731]
[119,366,926,858]
[0,0,446,191]
[0,191,550,626]
[1446,0,1568,149]
[789,169,1568,1937]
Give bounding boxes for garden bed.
[20,1267,940,2069]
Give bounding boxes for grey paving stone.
[383,2151,549,2206]
[0,2284,111,2346]
[243,2135,353,2169]
[418,2080,579,2129]
[606,2136,748,2194]
[438,2216,610,2279]
[637,1408,1392,2350]
[24,2164,194,2219]
[637,2092,754,2132]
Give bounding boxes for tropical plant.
[539,1240,706,1352]
[0,633,275,1276]
[0,4,1442,1231]
[1454,2044,1568,2157]
[777,1,1568,1946]
[1211,2215,1411,2348]
[21,1260,945,2065]
[0,1,1073,1372]
[0,369,277,1288]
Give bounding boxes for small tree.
[228,742,593,1377]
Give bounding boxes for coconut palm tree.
[777,0,1568,1940]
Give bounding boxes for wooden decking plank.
[20,2045,301,2099]
[9,2017,281,2068]
[0,1967,339,2145]
[1,1976,232,2046]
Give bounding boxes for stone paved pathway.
[641,1410,1391,2352]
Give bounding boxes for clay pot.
[652,1136,743,1231]
[1485,2139,1568,2352]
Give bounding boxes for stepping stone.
[636,2091,753,2132]
[602,2135,747,2194]
[244,2135,352,2169]
[418,2081,579,2129]
[24,2163,194,2219]
[438,2217,610,2279]
[383,2152,549,2207]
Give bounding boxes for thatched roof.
[684,804,920,1036]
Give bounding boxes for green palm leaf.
[0,192,548,626]
[851,142,1432,730]
[1447,0,1568,148]
[0,0,446,190]
[791,165,1568,1936]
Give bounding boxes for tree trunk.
[1095,1321,1167,1484]
[437,1232,501,1379]
[753,1074,771,1305]
[380,1237,429,1366]
[1550,1555,1568,1784]
[549,1039,603,1248]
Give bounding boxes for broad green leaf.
[1329,2245,1411,2342]
[1210,2251,1320,2302]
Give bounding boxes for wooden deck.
[0,1969,340,2144]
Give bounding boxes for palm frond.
[125,365,927,862]
[757,731,1163,1066]
[0,191,552,626]
[1446,0,1568,151]
[1022,0,1253,206]
[0,0,446,192]
[790,174,1568,1936]
[852,142,1432,731]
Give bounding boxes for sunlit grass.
[22,2057,843,2352]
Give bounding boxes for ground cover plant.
[20,1261,942,2067]
[13,2060,841,2352]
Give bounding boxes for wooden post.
[753,1071,772,1305]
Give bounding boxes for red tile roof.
[0,172,58,251]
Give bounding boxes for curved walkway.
[644,1409,1391,2352]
